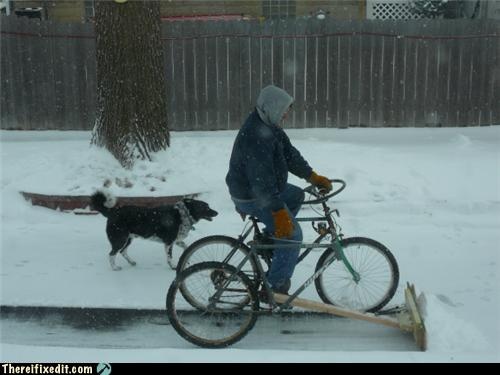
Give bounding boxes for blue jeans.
[232,184,304,291]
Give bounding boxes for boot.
[272,279,291,294]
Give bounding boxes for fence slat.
[379,21,397,127]
[249,21,262,116]
[216,22,229,129]
[281,18,295,105]
[293,19,307,128]
[326,22,339,128]
[348,23,362,127]
[182,22,196,130]
[392,31,406,127]
[1,17,15,129]
[261,21,273,87]
[173,22,187,130]
[204,23,218,129]
[490,24,500,126]
[238,22,252,125]
[305,19,317,128]
[484,22,497,126]
[272,19,284,89]
[162,22,175,129]
[316,21,328,128]
[228,31,242,128]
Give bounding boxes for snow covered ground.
[1,126,499,362]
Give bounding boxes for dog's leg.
[166,241,187,270]
[175,240,188,250]
[121,248,137,266]
[109,254,121,271]
[120,237,136,266]
[165,244,176,270]
[109,237,132,271]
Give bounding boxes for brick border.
[20,191,199,213]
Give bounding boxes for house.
[5,1,364,22]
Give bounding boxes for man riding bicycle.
[225,85,332,294]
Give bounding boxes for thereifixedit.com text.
[1,364,93,375]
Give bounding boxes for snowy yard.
[1,126,499,362]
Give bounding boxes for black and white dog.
[90,191,218,271]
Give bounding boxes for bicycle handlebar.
[302,178,346,205]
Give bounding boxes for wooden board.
[405,283,427,351]
[275,283,428,352]
[274,293,401,329]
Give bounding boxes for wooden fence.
[1,16,499,130]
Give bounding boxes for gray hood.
[256,85,294,126]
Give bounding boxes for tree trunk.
[92,0,169,169]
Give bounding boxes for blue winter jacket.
[225,110,313,212]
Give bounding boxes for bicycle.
[175,181,348,277]
[166,179,400,348]
[175,180,399,310]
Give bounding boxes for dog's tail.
[90,191,116,217]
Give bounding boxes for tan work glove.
[271,208,294,238]
[308,171,333,192]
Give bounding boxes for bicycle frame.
[232,198,337,265]
[211,199,361,312]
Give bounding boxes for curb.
[0,305,169,328]
[0,305,329,328]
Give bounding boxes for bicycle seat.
[234,206,247,221]
[234,207,261,223]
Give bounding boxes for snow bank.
[421,293,489,352]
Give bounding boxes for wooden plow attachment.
[274,282,427,351]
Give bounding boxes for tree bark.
[92,0,169,169]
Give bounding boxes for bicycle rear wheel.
[314,237,399,313]
[166,261,259,348]
[177,236,261,310]
[177,235,259,278]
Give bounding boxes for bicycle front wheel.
[314,237,399,313]
[166,261,259,348]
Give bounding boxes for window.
[262,0,296,19]
[14,7,43,20]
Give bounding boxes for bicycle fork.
[332,237,361,283]
[269,238,362,311]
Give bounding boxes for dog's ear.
[182,198,195,207]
